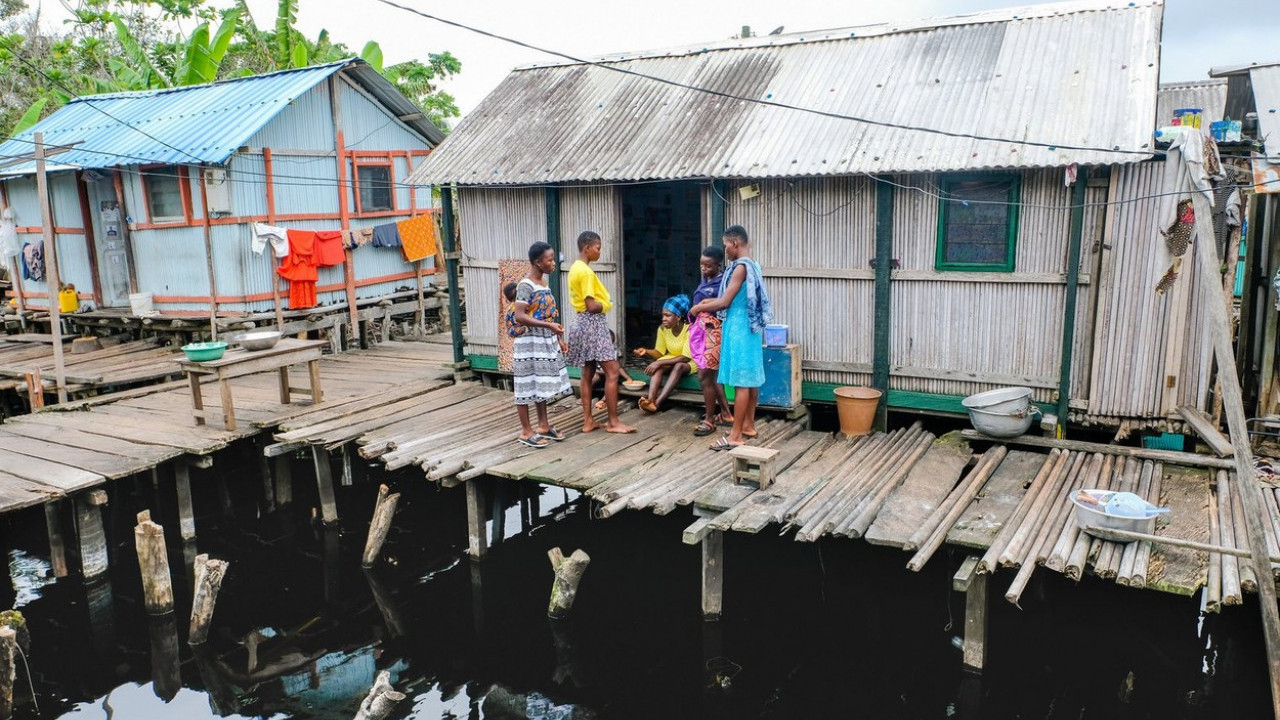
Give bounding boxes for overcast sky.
[84,0,1280,118]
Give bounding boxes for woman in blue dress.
[688,225,772,449]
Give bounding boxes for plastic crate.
[1142,433,1185,451]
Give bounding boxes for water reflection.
[53,683,286,720]
[8,550,54,609]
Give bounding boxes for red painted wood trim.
[148,268,435,304]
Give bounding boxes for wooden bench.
[179,338,325,431]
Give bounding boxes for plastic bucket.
[129,292,154,316]
[833,386,881,437]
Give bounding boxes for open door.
[86,172,131,308]
[618,181,704,352]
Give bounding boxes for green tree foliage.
[0,0,460,135]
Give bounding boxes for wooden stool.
[728,445,779,490]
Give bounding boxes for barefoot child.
[689,225,771,450]
[631,294,695,413]
[512,242,571,447]
[566,231,635,434]
[689,245,733,436]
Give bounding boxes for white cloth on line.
[0,208,18,259]
[251,222,289,258]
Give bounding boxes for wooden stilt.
[361,484,400,568]
[0,627,14,720]
[312,447,339,524]
[491,481,506,546]
[465,480,487,559]
[134,510,174,615]
[702,530,724,620]
[44,502,67,578]
[74,490,109,580]
[322,525,340,606]
[148,613,181,702]
[354,670,405,720]
[469,559,485,636]
[341,445,354,487]
[274,455,293,507]
[84,576,116,658]
[174,462,196,541]
[954,555,987,673]
[188,554,228,645]
[259,449,275,513]
[547,547,591,619]
[364,568,406,637]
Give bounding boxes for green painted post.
[440,186,465,366]
[709,180,726,245]
[546,187,562,309]
[1056,168,1089,437]
[872,176,894,431]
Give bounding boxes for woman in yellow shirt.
[632,294,696,413]
[565,231,635,434]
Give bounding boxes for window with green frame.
[935,174,1020,271]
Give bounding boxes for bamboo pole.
[1005,453,1087,604]
[842,431,936,539]
[906,446,1007,572]
[958,430,1234,469]
[1082,526,1280,562]
[1207,473,1224,613]
[33,133,66,403]
[1231,473,1258,593]
[1067,455,1116,580]
[1047,453,1103,572]
[1097,457,1140,579]
[1131,463,1163,588]
[1117,460,1154,585]
[1000,450,1075,568]
[1218,470,1243,605]
[977,450,1063,574]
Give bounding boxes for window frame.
[141,165,192,226]
[934,173,1021,273]
[353,155,396,216]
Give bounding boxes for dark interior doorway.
[620,181,703,352]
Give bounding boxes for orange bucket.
[834,386,881,437]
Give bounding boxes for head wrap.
[663,294,691,318]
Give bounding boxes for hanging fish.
[1161,199,1194,257]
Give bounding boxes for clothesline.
[252,212,439,309]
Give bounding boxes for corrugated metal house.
[0,58,442,317]
[408,0,1228,429]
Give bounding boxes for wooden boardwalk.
[265,380,1279,606]
[0,340,456,514]
[0,335,192,407]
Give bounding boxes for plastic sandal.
[517,435,549,448]
[694,420,716,437]
[540,428,565,441]
[710,436,741,452]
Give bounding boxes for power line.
[369,0,1155,158]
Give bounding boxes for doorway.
[619,181,703,351]
[85,173,131,308]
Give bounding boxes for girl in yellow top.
[565,231,635,434]
[632,294,695,413]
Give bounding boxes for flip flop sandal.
[742,431,758,439]
[517,435,549,448]
[639,398,658,414]
[710,436,741,452]
[694,420,716,437]
[539,428,566,441]
[717,415,734,427]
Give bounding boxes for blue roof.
[0,59,442,176]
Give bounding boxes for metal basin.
[967,406,1036,438]
[961,386,1033,414]
[239,331,282,351]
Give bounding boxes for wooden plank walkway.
[0,340,456,512]
[0,336,190,397]
[264,379,1276,602]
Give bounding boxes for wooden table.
[180,338,325,431]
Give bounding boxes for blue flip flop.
[518,435,549,448]
[539,428,565,442]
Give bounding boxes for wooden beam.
[958,429,1234,469]
[1190,185,1280,717]
[701,530,723,620]
[1178,406,1234,457]
[33,133,67,403]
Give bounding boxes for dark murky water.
[0,449,1269,719]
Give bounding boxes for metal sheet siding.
[1155,80,1227,128]
[245,81,337,152]
[557,186,622,338]
[1085,160,1210,420]
[1250,66,1280,161]
[132,225,212,310]
[457,188,547,347]
[408,0,1162,186]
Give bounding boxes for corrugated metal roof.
[1155,80,1227,128]
[408,0,1162,187]
[1248,65,1280,161]
[0,59,443,176]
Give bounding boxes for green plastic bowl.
[181,341,228,362]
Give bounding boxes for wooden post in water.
[311,447,339,523]
[174,462,196,541]
[547,547,590,619]
[465,480,487,559]
[188,554,229,645]
[0,626,14,720]
[273,455,293,507]
[361,484,400,568]
[954,556,987,672]
[74,490,109,580]
[364,568,406,638]
[354,670,405,720]
[702,531,724,620]
[134,510,173,615]
[44,502,67,578]
[148,613,181,702]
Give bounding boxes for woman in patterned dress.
[512,242,572,447]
